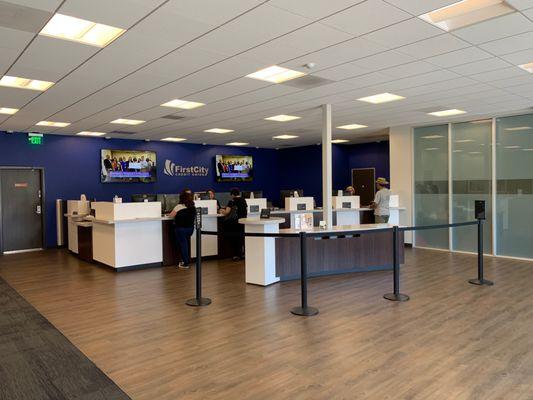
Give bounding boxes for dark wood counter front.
[275,230,404,280]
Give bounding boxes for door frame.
[0,167,46,254]
[351,167,376,204]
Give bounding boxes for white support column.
[322,104,333,229]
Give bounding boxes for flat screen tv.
[101,149,157,183]
[215,155,253,182]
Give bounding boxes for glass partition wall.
[413,113,533,260]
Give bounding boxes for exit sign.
[28,133,43,145]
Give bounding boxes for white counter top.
[270,207,405,214]
[239,217,285,225]
[279,223,395,235]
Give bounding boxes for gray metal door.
[0,169,44,253]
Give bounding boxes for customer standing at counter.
[220,188,248,261]
[370,177,391,223]
[169,191,196,269]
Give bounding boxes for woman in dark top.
[220,188,248,261]
[169,191,196,269]
[206,188,221,211]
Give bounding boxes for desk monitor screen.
[131,194,157,202]
[280,189,304,207]
[101,149,157,183]
[215,155,253,182]
[242,190,263,199]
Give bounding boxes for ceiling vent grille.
[161,114,186,120]
[281,75,334,90]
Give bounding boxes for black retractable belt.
[186,208,212,306]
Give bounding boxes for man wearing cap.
[370,177,391,223]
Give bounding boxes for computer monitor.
[131,194,157,202]
[280,189,303,207]
[242,190,263,199]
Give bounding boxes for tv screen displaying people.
[215,155,253,182]
[101,149,157,183]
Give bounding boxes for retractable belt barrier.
[186,218,493,316]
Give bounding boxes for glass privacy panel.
[414,125,449,249]
[451,120,492,253]
[495,113,533,258]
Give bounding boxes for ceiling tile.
[472,66,527,82]
[450,57,513,75]
[425,46,493,68]
[320,0,410,36]
[312,63,373,81]
[479,31,533,55]
[500,48,533,65]
[381,0,460,15]
[5,0,61,12]
[453,13,533,45]
[269,0,365,20]
[397,34,470,58]
[363,18,443,48]
[506,0,533,10]
[380,61,441,78]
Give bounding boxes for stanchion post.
[186,209,212,306]
[291,231,318,316]
[384,226,409,301]
[468,218,493,286]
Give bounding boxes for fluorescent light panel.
[505,126,532,131]
[0,107,18,115]
[40,14,125,47]
[77,131,106,136]
[522,148,533,151]
[36,121,70,127]
[0,75,54,91]
[337,124,367,130]
[264,114,301,122]
[425,147,440,151]
[161,99,205,109]
[332,139,350,144]
[422,135,445,139]
[428,109,466,117]
[226,142,248,146]
[357,93,405,104]
[161,137,186,142]
[504,145,520,149]
[204,128,234,134]
[111,118,145,125]
[419,0,515,32]
[518,62,533,73]
[456,139,474,143]
[273,134,298,140]
[246,66,306,83]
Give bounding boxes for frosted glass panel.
[451,120,492,253]
[414,125,449,249]
[495,114,533,258]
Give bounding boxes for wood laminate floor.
[1,248,533,400]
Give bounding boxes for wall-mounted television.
[215,155,253,182]
[101,149,157,183]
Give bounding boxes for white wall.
[389,126,413,243]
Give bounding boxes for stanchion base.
[186,297,212,307]
[383,293,410,302]
[290,306,319,316]
[468,278,494,286]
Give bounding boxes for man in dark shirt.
[220,188,248,261]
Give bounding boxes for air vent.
[0,1,51,33]
[161,114,186,120]
[281,75,334,90]
[110,130,135,134]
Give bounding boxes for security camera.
[303,62,316,69]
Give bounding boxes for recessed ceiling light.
[246,66,306,83]
[470,119,492,124]
[425,147,440,151]
[273,134,299,140]
[455,139,475,143]
[428,109,466,117]
[0,107,19,115]
[332,139,350,144]
[357,93,405,104]
[110,118,145,125]
[505,126,533,131]
[337,124,368,130]
[161,99,205,109]
[264,114,301,122]
[161,137,187,142]
[0,75,54,91]
[419,0,515,32]
[204,128,234,134]
[36,121,70,127]
[518,62,533,73]
[40,14,125,47]
[504,145,521,149]
[77,131,106,137]
[468,151,482,154]
[453,149,463,152]
[422,135,445,139]
[522,148,533,151]
[226,142,249,146]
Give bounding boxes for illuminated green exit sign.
[28,133,43,145]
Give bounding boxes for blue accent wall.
[0,133,278,247]
[0,132,389,247]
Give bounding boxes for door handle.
[36,205,42,215]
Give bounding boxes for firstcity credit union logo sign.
[164,159,209,177]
